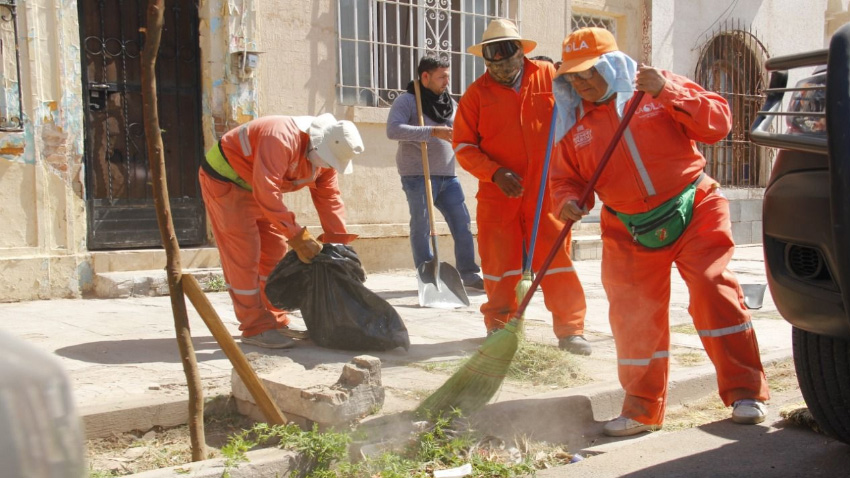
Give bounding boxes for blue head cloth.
[552,51,638,143]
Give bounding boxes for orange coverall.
[549,71,770,426]
[453,58,587,336]
[199,116,348,337]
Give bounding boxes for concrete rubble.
[233,354,385,428]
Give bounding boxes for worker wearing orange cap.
[548,27,770,436]
[453,19,590,355]
[199,114,363,349]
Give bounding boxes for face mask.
[307,148,330,168]
[485,48,524,86]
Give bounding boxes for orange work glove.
[288,227,322,263]
[317,232,360,245]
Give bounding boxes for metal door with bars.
[79,0,205,249]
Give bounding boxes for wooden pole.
[140,0,206,460]
[183,276,287,425]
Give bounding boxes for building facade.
[0,0,834,301]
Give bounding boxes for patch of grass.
[506,339,590,388]
[221,423,350,478]
[663,358,799,433]
[414,339,590,389]
[765,358,797,393]
[674,351,706,367]
[749,311,784,320]
[663,395,727,431]
[670,323,698,335]
[414,359,462,374]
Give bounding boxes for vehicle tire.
[792,326,850,444]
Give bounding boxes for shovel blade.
[417,260,470,309]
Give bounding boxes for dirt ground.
[84,359,806,477]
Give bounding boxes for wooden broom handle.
[183,275,287,425]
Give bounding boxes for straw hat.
[467,19,536,58]
[555,27,619,76]
[294,113,364,174]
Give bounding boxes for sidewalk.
[0,245,791,448]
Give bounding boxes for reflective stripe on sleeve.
[623,126,656,196]
[618,351,669,366]
[238,125,253,157]
[697,321,753,338]
[454,143,479,154]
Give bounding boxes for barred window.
[337,0,519,107]
[0,0,21,131]
[571,13,616,36]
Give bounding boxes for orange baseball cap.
[555,27,619,77]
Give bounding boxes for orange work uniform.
[199,116,349,337]
[549,72,770,426]
[453,58,587,336]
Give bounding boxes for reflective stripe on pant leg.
[674,187,769,406]
[257,216,290,328]
[602,209,673,425]
[199,169,277,336]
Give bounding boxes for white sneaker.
[732,399,767,424]
[603,416,660,437]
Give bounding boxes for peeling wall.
[0,0,836,301]
[0,0,86,300]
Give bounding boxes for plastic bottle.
[0,329,85,477]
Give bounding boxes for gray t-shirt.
[386,92,457,177]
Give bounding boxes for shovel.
[412,79,470,309]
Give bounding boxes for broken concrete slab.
[232,354,385,429]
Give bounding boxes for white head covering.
[292,113,364,174]
[552,51,638,143]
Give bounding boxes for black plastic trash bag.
[265,244,410,351]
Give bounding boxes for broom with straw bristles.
[417,91,646,416]
[516,107,559,327]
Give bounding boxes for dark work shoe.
[559,335,592,356]
[463,275,485,291]
[242,330,296,349]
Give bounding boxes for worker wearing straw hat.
[199,114,364,349]
[453,19,590,355]
[548,27,769,436]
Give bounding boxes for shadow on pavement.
[55,335,485,368]
[617,419,850,477]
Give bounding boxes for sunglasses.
[482,40,520,61]
[564,67,596,82]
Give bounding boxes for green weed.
[221,410,545,477]
[205,275,227,292]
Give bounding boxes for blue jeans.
[400,175,480,282]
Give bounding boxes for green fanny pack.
[608,173,704,249]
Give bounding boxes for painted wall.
[0,0,88,301]
[651,0,827,74]
[0,0,837,301]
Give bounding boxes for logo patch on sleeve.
[573,125,593,148]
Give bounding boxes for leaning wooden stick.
[183,275,287,425]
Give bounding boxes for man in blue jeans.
[387,56,484,290]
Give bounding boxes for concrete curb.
[125,448,300,478]
[93,349,793,477]
[470,349,791,451]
